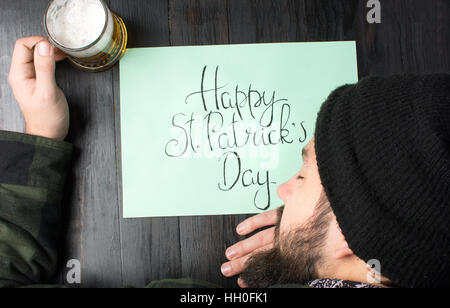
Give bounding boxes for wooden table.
[0,0,448,288]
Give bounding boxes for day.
[218,151,274,211]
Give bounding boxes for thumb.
[33,40,57,90]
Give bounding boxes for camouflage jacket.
[0,130,222,288]
[0,130,72,287]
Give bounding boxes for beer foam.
[46,0,106,49]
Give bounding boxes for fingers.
[222,227,276,278]
[235,208,279,235]
[237,277,247,288]
[9,36,46,83]
[54,47,67,62]
[33,40,57,91]
[221,208,282,283]
[221,243,273,278]
[9,37,65,85]
[11,36,46,66]
[226,227,275,261]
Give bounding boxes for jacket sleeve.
[145,278,222,288]
[0,130,72,288]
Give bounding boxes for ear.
[327,218,354,259]
[334,244,354,259]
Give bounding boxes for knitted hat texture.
[314,74,450,288]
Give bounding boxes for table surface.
[0,0,449,287]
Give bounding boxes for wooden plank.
[167,0,252,288]
[56,62,123,287]
[228,0,358,43]
[354,0,450,77]
[108,0,183,287]
[168,0,230,45]
[108,0,171,48]
[0,1,46,135]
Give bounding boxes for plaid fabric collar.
[307,279,380,288]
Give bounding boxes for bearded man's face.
[240,190,332,287]
[240,138,393,288]
[240,138,334,287]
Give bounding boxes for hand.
[8,36,69,141]
[221,208,280,288]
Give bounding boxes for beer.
[44,0,127,72]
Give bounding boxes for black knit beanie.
[314,74,450,288]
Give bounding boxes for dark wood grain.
[228,0,357,43]
[0,0,448,288]
[354,0,450,77]
[0,2,48,135]
[167,0,247,288]
[58,63,123,287]
[108,0,184,288]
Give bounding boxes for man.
[1,36,449,288]
[222,73,450,288]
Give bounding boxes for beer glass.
[44,0,128,72]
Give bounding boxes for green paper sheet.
[119,41,358,218]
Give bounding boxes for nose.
[277,180,293,204]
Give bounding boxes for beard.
[240,192,332,288]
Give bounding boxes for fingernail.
[221,264,232,276]
[38,41,51,56]
[236,224,247,234]
[226,249,236,259]
[237,277,245,287]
